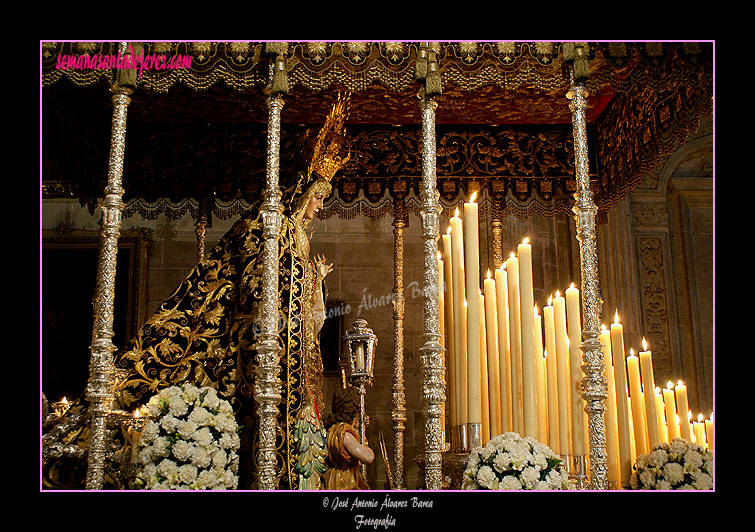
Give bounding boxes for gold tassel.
[425,50,442,97]
[271,55,289,95]
[265,42,289,95]
[415,44,428,81]
[562,42,590,83]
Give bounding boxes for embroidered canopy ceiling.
[41,41,713,222]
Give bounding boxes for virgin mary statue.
[44,94,351,490]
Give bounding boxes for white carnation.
[499,475,522,490]
[160,414,180,434]
[662,462,684,485]
[520,466,540,489]
[178,463,198,484]
[649,448,669,468]
[476,465,499,490]
[191,446,212,469]
[171,440,193,462]
[193,426,214,446]
[181,384,200,404]
[168,395,189,417]
[188,406,213,426]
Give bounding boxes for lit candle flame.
[667,381,674,390]
[555,290,560,298]
[614,310,620,324]
[629,348,635,357]
[601,323,607,332]
[134,408,141,418]
[437,250,442,260]
[522,237,529,245]
[455,207,459,217]
[642,337,648,351]
[547,294,553,305]
[446,226,452,235]
[677,380,685,387]
[533,304,538,316]
[570,282,575,290]
[486,269,491,279]
[469,191,477,203]
[697,413,704,423]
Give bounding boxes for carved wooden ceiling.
[41,41,713,220]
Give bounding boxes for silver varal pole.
[391,205,407,489]
[85,41,133,490]
[566,51,608,489]
[418,42,446,491]
[254,44,287,490]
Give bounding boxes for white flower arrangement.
[630,437,713,490]
[133,383,241,490]
[462,432,573,490]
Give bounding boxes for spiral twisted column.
[85,42,133,490]
[418,93,446,491]
[567,73,608,490]
[391,203,407,489]
[254,50,287,490]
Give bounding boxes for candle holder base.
[561,454,571,476]
[451,424,468,453]
[466,423,481,449]
[606,480,624,490]
[570,455,589,489]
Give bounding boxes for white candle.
[639,338,660,449]
[438,250,447,431]
[627,349,648,455]
[600,324,620,485]
[654,387,668,444]
[694,414,707,449]
[610,312,633,483]
[705,413,713,451]
[464,194,481,425]
[484,272,501,438]
[495,267,512,433]
[442,231,457,427]
[565,283,585,456]
[479,292,490,442]
[663,382,680,441]
[553,291,571,455]
[518,239,537,439]
[543,297,560,454]
[450,210,468,426]
[534,305,548,444]
[506,253,523,434]
[355,342,365,371]
[675,381,691,441]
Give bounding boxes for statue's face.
[304,193,325,220]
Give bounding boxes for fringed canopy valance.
[41,41,713,220]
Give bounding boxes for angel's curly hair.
[324,385,360,429]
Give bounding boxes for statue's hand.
[314,254,334,280]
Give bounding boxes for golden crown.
[308,92,351,182]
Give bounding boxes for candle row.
[601,315,714,485]
[439,194,587,455]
